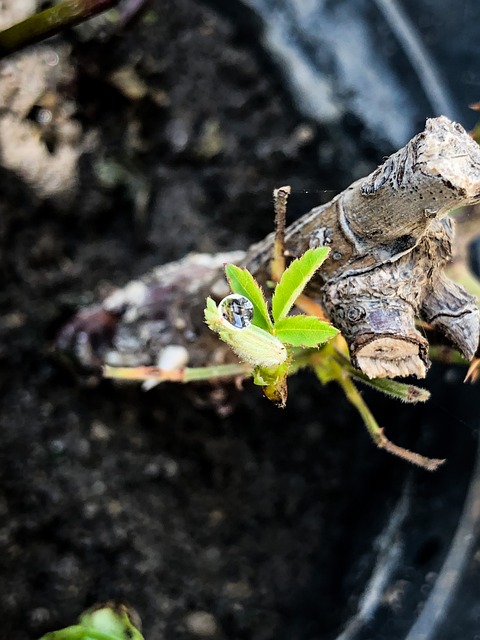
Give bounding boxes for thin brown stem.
[336,371,445,471]
[0,0,121,59]
[271,185,290,283]
[465,357,480,383]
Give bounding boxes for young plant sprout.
[205,245,338,405]
[104,187,444,471]
[39,602,144,640]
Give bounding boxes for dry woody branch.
[58,116,480,381]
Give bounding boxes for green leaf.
[334,352,431,403]
[39,624,86,639]
[225,264,273,331]
[275,315,338,347]
[350,370,431,403]
[271,247,330,322]
[79,605,144,640]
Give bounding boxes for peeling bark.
[58,116,480,379]
[247,116,480,377]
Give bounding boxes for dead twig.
[58,117,480,381]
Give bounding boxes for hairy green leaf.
[275,315,338,347]
[351,372,431,403]
[271,247,330,322]
[225,264,273,331]
[205,297,286,368]
[336,353,431,403]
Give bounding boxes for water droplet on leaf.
[219,294,254,328]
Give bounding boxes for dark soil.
[0,2,478,639]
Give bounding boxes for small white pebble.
[223,581,252,600]
[29,607,51,625]
[90,420,112,442]
[184,611,218,637]
[50,439,65,454]
[142,379,160,392]
[157,345,189,371]
[173,316,187,330]
[91,480,106,496]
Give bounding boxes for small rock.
[109,66,149,101]
[29,607,51,627]
[184,611,218,637]
[90,420,112,442]
[157,345,189,371]
[223,581,252,600]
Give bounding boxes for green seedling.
[104,187,445,471]
[202,257,441,471]
[205,247,339,406]
[39,603,144,640]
